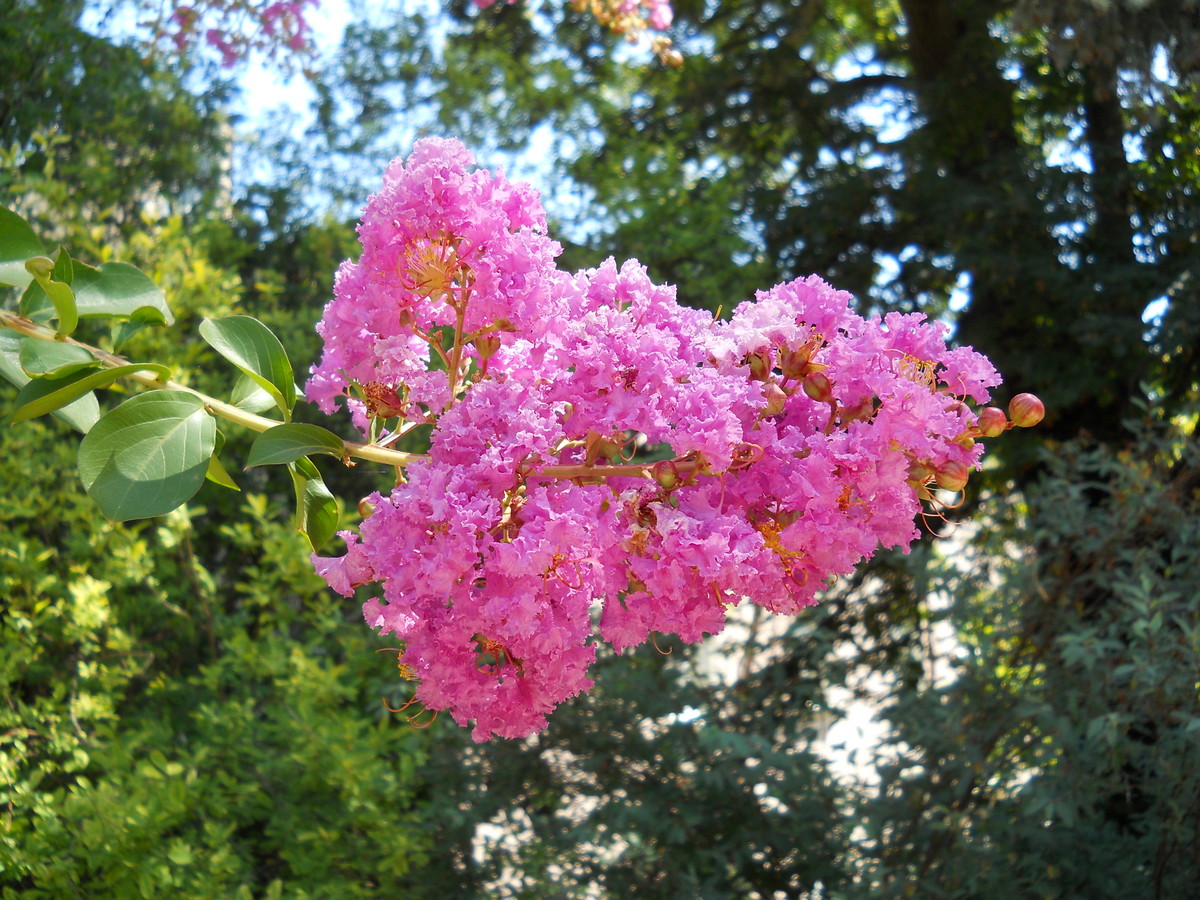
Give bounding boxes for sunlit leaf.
[72,259,173,325]
[230,372,278,414]
[25,254,78,336]
[246,423,347,468]
[12,363,171,424]
[19,339,99,377]
[78,390,216,520]
[199,316,295,420]
[0,206,45,287]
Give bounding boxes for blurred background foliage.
[2,0,1198,896]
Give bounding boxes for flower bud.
[802,372,834,403]
[762,381,787,416]
[907,460,935,485]
[362,382,405,419]
[1008,393,1045,428]
[584,430,623,464]
[358,498,376,518]
[745,349,772,381]
[976,406,1008,437]
[778,346,810,380]
[651,460,679,491]
[841,395,876,423]
[935,460,970,492]
[473,333,501,360]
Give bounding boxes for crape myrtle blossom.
[471,0,681,66]
[161,0,316,66]
[309,137,1033,741]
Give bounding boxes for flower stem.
[0,310,421,468]
[0,311,708,482]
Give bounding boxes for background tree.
[3,0,1198,896]
[319,1,1197,895]
[1,4,444,895]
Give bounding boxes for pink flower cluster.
[309,138,1009,741]
[165,0,315,67]
[472,0,678,65]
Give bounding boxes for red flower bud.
[651,460,679,491]
[1008,393,1045,428]
[976,406,1008,437]
[935,460,970,492]
[802,372,834,403]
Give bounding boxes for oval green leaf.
[72,260,173,325]
[19,339,98,377]
[12,363,172,424]
[0,206,45,288]
[230,372,278,414]
[0,333,99,433]
[288,457,338,551]
[200,316,295,421]
[246,423,347,468]
[79,391,216,521]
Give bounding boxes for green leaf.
[112,307,170,352]
[72,260,173,325]
[246,423,347,468]
[206,454,239,490]
[0,206,45,287]
[19,339,99,377]
[167,844,194,867]
[0,333,28,386]
[51,245,72,285]
[18,277,55,323]
[0,333,99,432]
[199,316,295,421]
[78,390,216,521]
[205,429,239,490]
[288,456,338,551]
[12,363,172,424]
[230,372,278,414]
[25,253,78,336]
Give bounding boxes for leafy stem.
[0,309,420,469]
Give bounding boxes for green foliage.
[78,390,216,520]
[3,2,1199,898]
[2,121,432,894]
[0,0,231,231]
[247,424,349,468]
[0,450,435,896]
[419,636,851,897]
[199,315,296,422]
[1,203,347,544]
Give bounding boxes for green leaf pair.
[73,391,342,550]
[3,205,340,549]
[2,205,173,336]
[0,333,99,432]
[200,316,295,421]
